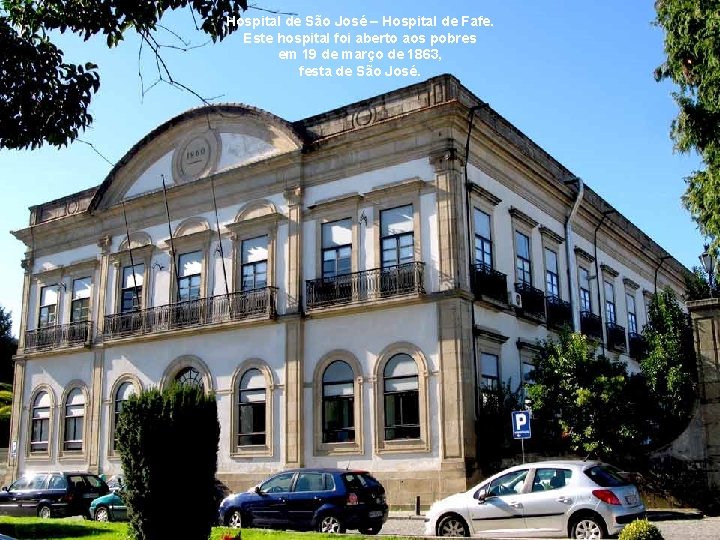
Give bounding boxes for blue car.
[218,468,388,535]
[89,491,127,522]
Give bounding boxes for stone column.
[95,235,112,336]
[687,298,720,490]
[5,358,26,484]
[17,256,33,351]
[87,350,104,474]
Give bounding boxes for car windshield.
[584,465,629,487]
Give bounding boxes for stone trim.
[106,374,143,458]
[467,183,501,206]
[473,326,509,344]
[25,384,56,460]
[509,207,539,229]
[539,226,564,245]
[160,354,214,392]
[57,382,90,461]
[363,177,429,203]
[601,263,619,278]
[574,247,595,264]
[230,359,275,458]
[623,277,640,291]
[516,338,542,352]
[307,193,364,214]
[429,147,463,173]
[110,245,154,314]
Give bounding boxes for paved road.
[379,515,720,539]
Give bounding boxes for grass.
[0,518,414,540]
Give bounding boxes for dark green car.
[89,492,127,522]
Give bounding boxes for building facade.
[8,75,686,505]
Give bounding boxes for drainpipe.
[594,209,616,356]
[564,178,584,331]
[654,255,672,294]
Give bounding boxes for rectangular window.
[627,293,637,334]
[381,205,414,269]
[121,264,144,313]
[474,209,493,268]
[515,231,532,285]
[480,352,499,389]
[544,248,559,297]
[38,286,58,328]
[241,236,268,291]
[322,219,352,278]
[579,267,592,312]
[604,280,616,324]
[178,251,202,302]
[70,277,91,322]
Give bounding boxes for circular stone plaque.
[172,131,220,184]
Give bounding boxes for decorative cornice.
[574,247,595,264]
[97,235,112,255]
[508,207,538,229]
[307,192,363,211]
[539,226,564,245]
[473,326,509,344]
[429,147,463,173]
[643,288,654,299]
[364,177,428,203]
[600,263,619,278]
[283,185,303,206]
[623,277,640,291]
[468,183,501,206]
[516,338,542,352]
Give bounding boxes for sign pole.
[521,438,525,464]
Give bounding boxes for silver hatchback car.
[424,460,645,538]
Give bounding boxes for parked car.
[218,468,388,534]
[424,460,645,538]
[0,472,109,519]
[89,491,127,522]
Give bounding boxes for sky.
[0,0,704,337]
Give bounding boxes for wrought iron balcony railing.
[103,287,277,340]
[580,310,603,340]
[24,321,92,352]
[628,332,647,359]
[306,262,425,310]
[546,295,572,331]
[606,322,627,352]
[470,263,508,304]
[514,282,546,321]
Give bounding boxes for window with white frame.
[178,251,202,302]
[38,286,58,328]
[544,248,559,297]
[383,353,420,440]
[322,220,352,278]
[480,353,500,389]
[627,293,638,334]
[241,236,268,291]
[113,382,136,450]
[380,205,414,269]
[70,277,91,322]
[579,267,592,312]
[474,208,493,268]
[515,231,532,285]
[237,369,266,446]
[63,388,85,451]
[121,264,144,313]
[30,391,51,453]
[604,280,616,324]
[322,361,355,443]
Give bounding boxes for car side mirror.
[1,486,7,492]
[475,488,488,503]
[254,485,264,496]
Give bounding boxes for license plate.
[368,510,383,518]
[83,493,98,498]
[625,494,638,505]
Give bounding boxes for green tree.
[0,0,248,150]
[0,306,17,447]
[116,383,220,540]
[655,1,720,247]
[641,288,697,446]
[476,382,523,474]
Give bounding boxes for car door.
[17,474,49,516]
[285,472,332,529]
[0,477,31,516]
[246,472,294,528]
[519,467,575,536]
[469,469,529,537]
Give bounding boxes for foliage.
[475,382,523,473]
[684,266,716,300]
[641,288,697,447]
[655,1,720,248]
[115,383,220,540]
[526,331,646,460]
[0,305,16,447]
[0,0,248,150]
[618,519,664,540]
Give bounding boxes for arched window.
[63,388,85,451]
[237,369,266,446]
[383,353,419,440]
[322,361,355,443]
[113,382,136,449]
[31,391,51,453]
[175,367,203,389]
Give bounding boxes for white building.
[8,75,686,505]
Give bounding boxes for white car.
[424,460,645,538]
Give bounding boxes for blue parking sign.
[512,411,531,439]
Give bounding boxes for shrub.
[618,519,664,540]
[116,383,221,540]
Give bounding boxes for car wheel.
[227,509,242,528]
[570,515,607,539]
[95,506,110,522]
[437,514,469,537]
[37,504,52,519]
[317,514,345,533]
[358,524,381,535]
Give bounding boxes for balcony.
[628,332,647,359]
[514,282,546,321]
[305,262,425,310]
[580,311,603,340]
[606,322,627,352]
[546,295,572,331]
[103,287,277,340]
[470,263,508,304]
[24,321,92,352]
